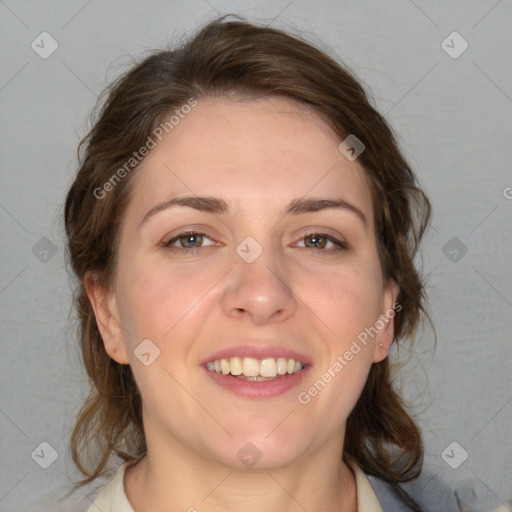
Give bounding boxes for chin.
[207,432,307,471]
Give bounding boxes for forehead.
[127,96,373,224]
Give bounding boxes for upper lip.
[200,344,312,366]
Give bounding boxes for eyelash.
[163,231,218,255]
[162,231,347,254]
[296,232,347,252]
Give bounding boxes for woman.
[64,16,460,512]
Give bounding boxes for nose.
[220,242,298,326]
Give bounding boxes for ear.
[84,271,129,365]
[372,278,399,363]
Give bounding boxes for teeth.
[276,357,287,375]
[220,358,230,375]
[205,356,305,378]
[260,358,276,377]
[242,357,260,377]
[230,357,242,375]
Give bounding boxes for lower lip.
[203,367,310,398]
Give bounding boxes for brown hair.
[65,15,431,509]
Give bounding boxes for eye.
[163,231,218,252]
[295,232,347,252]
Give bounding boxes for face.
[88,96,397,470]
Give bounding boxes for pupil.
[307,235,326,249]
[184,234,201,247]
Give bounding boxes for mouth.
[205,356,306,381]
[201,349,311,398]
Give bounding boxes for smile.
[205,356,306,380]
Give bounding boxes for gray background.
[1,1,511,511]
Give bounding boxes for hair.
[64,15,432,510]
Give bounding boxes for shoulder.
[87,463,135,512]
[367,470,460,512]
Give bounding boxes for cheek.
[117,272,167,342]
[300,261,384,341]
[295,265,383,432]
[115,258,221,349]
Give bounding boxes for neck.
[124,434,357,512]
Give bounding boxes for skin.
[86,96,398,512]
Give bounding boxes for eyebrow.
[139,195,368,228]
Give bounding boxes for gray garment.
[368,472,461,512]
